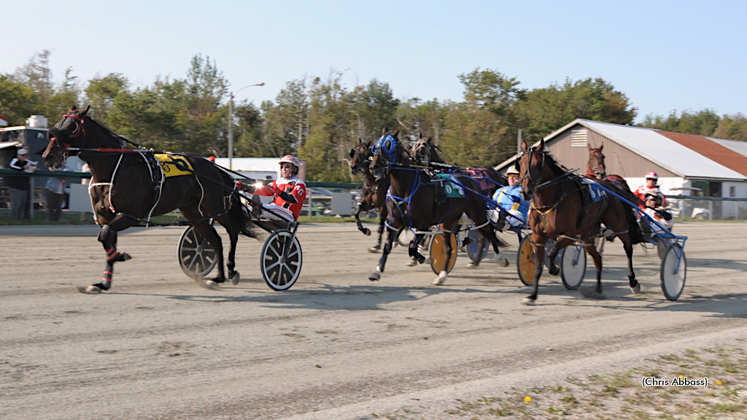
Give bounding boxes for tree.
[713,113,747,141]
[84,73,129,126]
[512,77,637,143]
[350,79,399,141]
[0,74,41,125]
[639,109,720,136]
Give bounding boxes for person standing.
[7,148,36,219]
[45,163,70,221]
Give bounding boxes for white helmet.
[279,155,300,176]
[506,166,519,176]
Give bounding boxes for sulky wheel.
[466,229,489,263]
[260,229,303,291]
[560,245,586,290]
[429,233,458,275]
[178,225,218,278]
[517,235,536,286]
[660,243,686,301]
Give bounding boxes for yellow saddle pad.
[154,154,194,178]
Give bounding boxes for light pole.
[228,82,265,169]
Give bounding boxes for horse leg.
[371,208,386,253]
[582,240,605,299]
[619,233,639,294]
[547,238,572,276]
[408,232,430,264]
[525,240,546,304]
[190,222,227,289]
[466,231,485,268]
[483,225,509,267]
[225,227,240,285]
[80,218,135,294]
[370,227,398,281]
[354,202,371,237]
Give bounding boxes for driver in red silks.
[237,155,306,224]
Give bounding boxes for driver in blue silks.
[488,166,530,228]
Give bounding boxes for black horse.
[42,106,260,293]
[369,129,508,285]
[349,137,390,252]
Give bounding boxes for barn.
[496,119,747,219]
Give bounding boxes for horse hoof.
[432,271,448,285]
[498,257,509,267]
[406,258,418,267]
[203,280,220,290]
[368,246,381,253]
[466,262,478,269]
[230,272,241,286]
[77,285,101,294]
[122,253,132,261]
[631,282,641,294]
[423,257,434,265]
[522,297,536,306]
[363,228,371,236]
[369,271,381,281]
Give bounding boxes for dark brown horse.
[349,137,390,252]
[42,106,260,293]
[518,139,643,304]
[369,129,508,285]
[410,134,509,267]
[586,143,627,185]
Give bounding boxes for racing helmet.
[506,166,520,177]
[645,171,658,180]
[279,155,300,176]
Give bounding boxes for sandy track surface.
[2,222,746,419]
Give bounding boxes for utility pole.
[228,83,265,170]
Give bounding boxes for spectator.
[7,148,36,219]
[45,163,70,221]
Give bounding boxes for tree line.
[2,51,746,182]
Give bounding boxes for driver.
[238,155,306,224]
[634,171,668,209]
[488,166,529,228]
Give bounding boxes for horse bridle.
[518,146,546,194]
[589,148,606,179]
[49,113,87,157]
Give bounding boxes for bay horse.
[349,137,390,252]
[518,138,644,304]
[410,134,510,267]
[369,129,508,285]
[42,106,260,293]
[586,142,628,185]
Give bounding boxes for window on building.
[730,186,736,197]
[571,129,588,147]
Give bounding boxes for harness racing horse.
[42,106,260,293]
[410,134,510,266]
[349,137,390,252]
[369,129,508,285]
[586,143,628,185]
[518,139,644,304]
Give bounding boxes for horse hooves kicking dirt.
[230,272,241,286]
[432,271,448,285]
[77,285,102,294]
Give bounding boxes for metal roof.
[494,119,747,181]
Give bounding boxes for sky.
[2,0,745,123]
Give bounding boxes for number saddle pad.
[435,173,466,198]
[154,154,194,178]
[581,178,607,202]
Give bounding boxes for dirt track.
[2,222,746,419]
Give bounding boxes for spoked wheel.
[660,243,686,301]
[178,225,218,278]
[429,233,458,275]
[560,245,586,290]
[466,229,489,263]
[260,229,303,291]
[517,235,536,286]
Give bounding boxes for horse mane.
[84,115,129,149]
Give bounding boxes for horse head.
[43,105,91,169]
[410,133,441,166]
[349,138,373,175]
[369,127,402,181]
[587,143,606,180]
[517,138,547,201]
